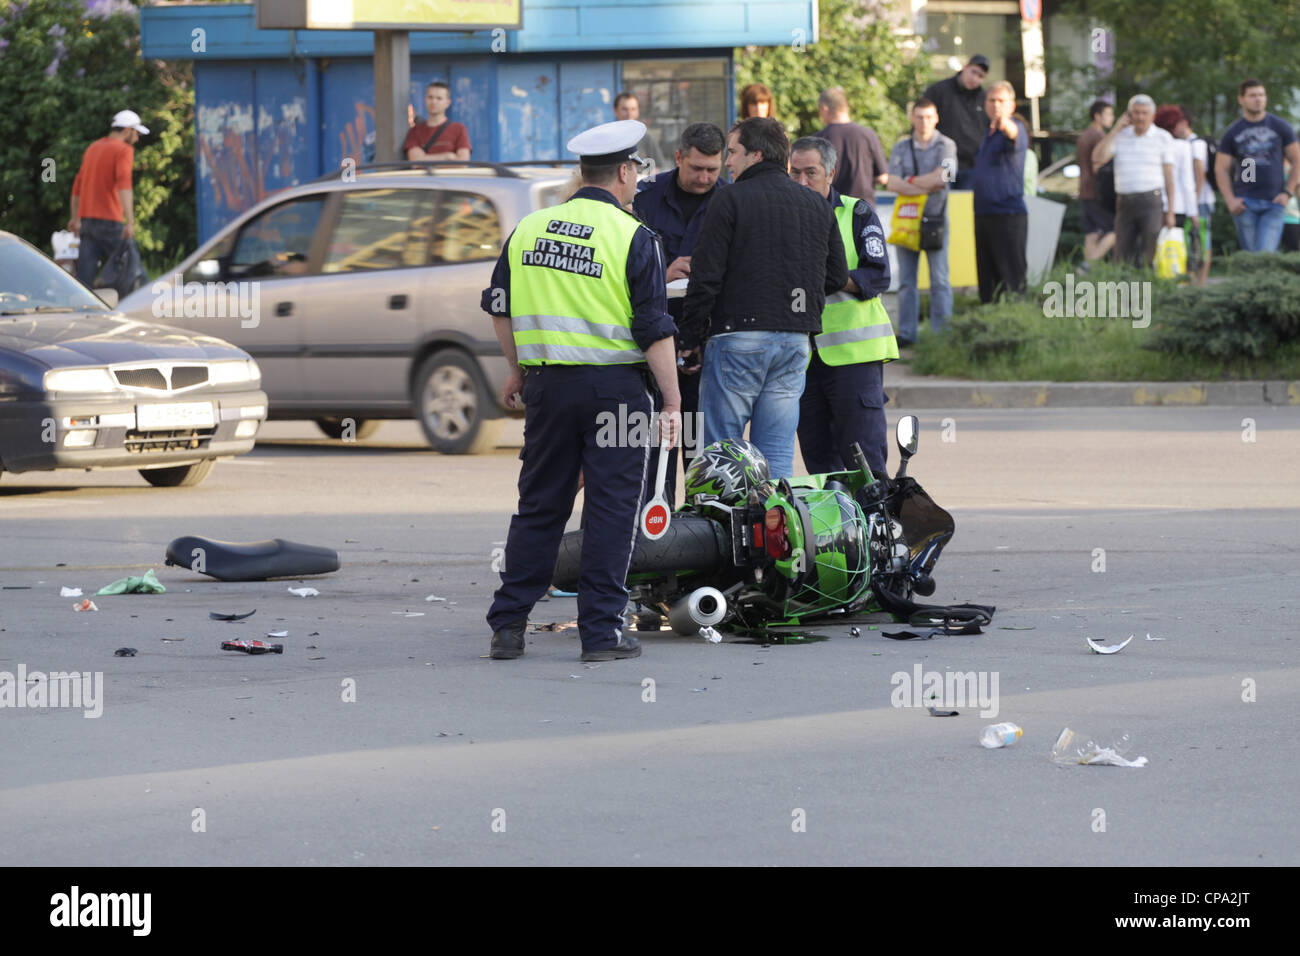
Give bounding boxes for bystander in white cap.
[111,109,149,134]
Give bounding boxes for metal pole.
[373,30,410,163]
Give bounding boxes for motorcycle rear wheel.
[552,514,727,591]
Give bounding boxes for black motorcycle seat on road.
[165,535,341,582]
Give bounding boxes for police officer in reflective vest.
[788,136,898,475]
[482,120,682,662]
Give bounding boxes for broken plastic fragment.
[699,626,721,643]
[425,595,446,602]
[288,587,319,597]
[1087,634,1133,654]
[267,630,288,638]
[60,586,82,597]
[114,647,137,657]
[210,610,256,621]
[1144,633,1165,641]
[927,706,960,716]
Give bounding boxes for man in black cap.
[923,54,990,190]
[482,119,681,663]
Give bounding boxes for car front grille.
[114,365,210,391]
[124,428,215,454]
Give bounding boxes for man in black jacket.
[922,54,989,190]
[680,117,848,479]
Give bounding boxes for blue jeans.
[75,218,123,287]
[1232,197,1286,252]
[895,225,953,342]
[699,331,810,480]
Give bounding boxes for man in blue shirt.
[972,81,1028,303]
[634,123,726,497]
[1215,79,1300,253]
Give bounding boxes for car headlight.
[208,359,261,385]
[43,367,116,392]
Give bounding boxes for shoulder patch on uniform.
[864,236,886,259]
[863,224,884,237]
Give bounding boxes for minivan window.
[229,196,325,279]
[322,189,434,274]
[431,191,501,264]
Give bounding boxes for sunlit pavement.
[2,408,1297,865]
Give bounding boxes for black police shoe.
[490,620,528,660]
[580,632,641,662]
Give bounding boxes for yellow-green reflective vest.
[815,194,900,366]
[507,197,645,366]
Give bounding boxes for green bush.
[911,259,1300,380]
[1149,270,1300,359]
[0,0,195,274]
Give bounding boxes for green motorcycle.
[553,415,959,637]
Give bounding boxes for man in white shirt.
[1092,94,1176,268]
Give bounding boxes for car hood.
[0,311,248,368]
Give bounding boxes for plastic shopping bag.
[887,194,927,252]
[1154,226,1187,279]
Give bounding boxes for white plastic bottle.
[980,722,1023,749]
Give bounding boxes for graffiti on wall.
[197,98,306,221]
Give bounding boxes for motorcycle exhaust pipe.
[667,587,727,636]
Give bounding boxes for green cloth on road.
[96,569,165,595]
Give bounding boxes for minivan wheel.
[315,417,382,441]
[414,350,501,455]
[140,459,214,487]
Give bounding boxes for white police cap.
[566,119,646,165]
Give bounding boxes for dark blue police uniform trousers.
[487,364,653,651]
[797,350,888,475]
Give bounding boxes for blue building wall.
[143,1,816,241]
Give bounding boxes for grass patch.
[911,256,1300,381]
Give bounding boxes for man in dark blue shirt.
[1215,79,1300,253]
[633,122,726,499]
[972,81,1029,303]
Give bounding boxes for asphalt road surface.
[1,408,1297,866]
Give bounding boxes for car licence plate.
[136,402,215,429]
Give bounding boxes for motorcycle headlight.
[43,367,116,392]
[208,359,260,385]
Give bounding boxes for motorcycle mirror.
[896,416,919,460]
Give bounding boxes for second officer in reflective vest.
[789,135,898,475]
[482,120,682,663]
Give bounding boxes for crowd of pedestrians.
[1076,79,1299,275]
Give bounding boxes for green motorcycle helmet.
[683,438,771,504]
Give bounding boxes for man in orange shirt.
[68,109,148,287]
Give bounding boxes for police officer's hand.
[666,256,691,282]
[502,368,524,410]
[677,347,701,374]
[657,403,682,450]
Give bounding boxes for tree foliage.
[0,0,194,270]
[1059,0,1300,135]
[734,0,932,146]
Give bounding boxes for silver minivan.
[119,163,574,453]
